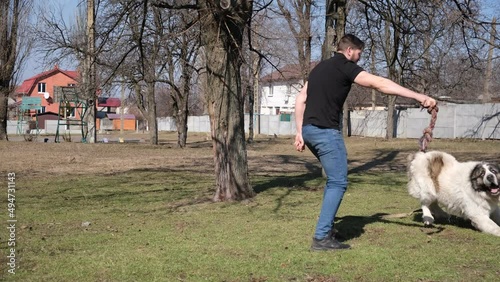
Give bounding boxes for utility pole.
[86,0,97,143]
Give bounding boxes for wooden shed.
[33,112,59,129]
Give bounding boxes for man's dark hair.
[337,34,365,51]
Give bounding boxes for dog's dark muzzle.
[487,174,496,183]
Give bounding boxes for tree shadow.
[253,150,405,194]
[252,155,322,194]
[348,150,401,174]
[252,150,406,215]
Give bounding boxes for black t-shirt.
[303,52,364,130]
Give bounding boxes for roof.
[98,97,121,107]
[31,111,59,117]
[16,66,78,94]
[261,62,318,83]
[106,114,136,120]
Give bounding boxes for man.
[294,34,437,251]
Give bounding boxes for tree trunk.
[147,83,158,145]
[176,97,188,148]
[386,95,397,139]
[0,91,8,141]
[251,55,261,137]
[86,0,97,143]
[384,10,400,140]
[247,85,254,143]
[200,0,254,201]
[0,0,21,141]
[323,0,348,136]
[483,17,496,103]
[322,0,346,61]
[175,62,191,148]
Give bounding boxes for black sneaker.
[311,236,351,251]
[328,228,346,242]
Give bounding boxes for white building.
[259,64,311,115]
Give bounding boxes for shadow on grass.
[334,213,427,240]
[253,153,323,194]
[254,150,404,193]
[335,211,478,241]
[253,171,321,194]
[348,150,401,174]
[252,150,406,214]
[410,212,477,233]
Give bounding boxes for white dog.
[407,151,500,236]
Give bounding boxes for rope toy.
[418,105,439,152]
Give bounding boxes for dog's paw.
[423,216,435,226]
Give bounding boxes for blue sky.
[19,0,499,82]
[20,0,80,81]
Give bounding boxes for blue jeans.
[302,124,348,240]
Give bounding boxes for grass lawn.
[0,133,499,281]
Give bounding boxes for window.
[68,83,76,87]
[268,85,273,97]
[38,82,46,93]
[37,106,46,114]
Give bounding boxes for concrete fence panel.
[10,103,498,140]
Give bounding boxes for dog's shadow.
[411,212,476,232]
[334,211,477,240]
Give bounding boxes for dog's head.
[471,163,500,197]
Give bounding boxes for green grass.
[2,168,499,281]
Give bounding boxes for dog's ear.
[470,164,485,190]
[471,164,485,179]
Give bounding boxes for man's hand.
[421,97,437,109]
[295,134,305,152]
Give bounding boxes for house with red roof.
[15,66,135,131]
[15,66,79,128]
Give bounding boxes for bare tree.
[275,0,313,81]
[34,1,109,143]
[244,6,300,142]
[350,0,497,138]
[85,0,97,143]
[160,8,200,148]
[200,0,255,201]
[155,0,255,201]
[0,0,33,140]
[99,0,169,145]
[131,2,163,145]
